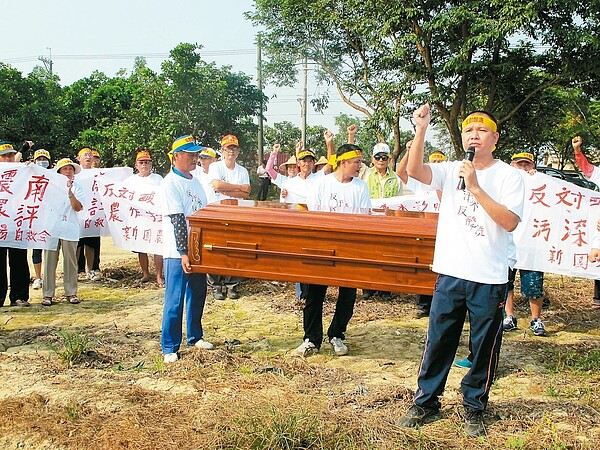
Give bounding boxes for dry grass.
[0,250,599,449]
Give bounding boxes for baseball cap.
[221,134,239,147]
[0,142,17,156]
[298,149,316,160]
[199,148,217,158]
[55,158,82,174]
[34,149,51,160]
[171,135,205,153]
[135,150,152,161]
[373,143,390,155]
[511,151,534,164]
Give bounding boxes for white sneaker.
[163,353,178,363]
[291,338,318,357]
[32,278,42,289]
[87,270,101,281]
[194,339,214,350]
[330,337,348,356]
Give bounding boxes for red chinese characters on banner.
[109,202,123,223]
[15,204,40,229]
[561,218,588,247]
[0,169,18,195]
[529,185,551,207]
[24,174,50,202]
[532,218,552,241]
[0,167,57,245]
[555,186,584,209]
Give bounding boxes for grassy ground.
[0,239,598,449]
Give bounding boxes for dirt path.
[0,239,598,449]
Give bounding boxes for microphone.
[457,147,475,190]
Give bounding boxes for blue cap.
[171,135,205,153]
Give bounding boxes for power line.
[2,48,256,64]
[2,41,556,65]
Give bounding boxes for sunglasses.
[374,154,389,161]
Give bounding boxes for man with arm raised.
[397,104,525,438]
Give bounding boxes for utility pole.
[38,47,53,75]
[301,56,308,148]
[257,35,264,164]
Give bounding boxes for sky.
[0,0,368,133]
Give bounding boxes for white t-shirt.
[273,170,323,203]
[427,160,524,284]
[405,176,428,194]
[161,171,207,259]
[125,172,163,190]
[207,160,250,203]
[306,172,372,213]
[55,180,86,243]
[191,166,217,204]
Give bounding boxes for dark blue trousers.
[414,274,505,412]
[303,284,356,348]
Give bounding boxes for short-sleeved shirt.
[273,170,324,203]
[161,171,207,259]
[207,160,250,203]
[428,160,524,284]
[125,173,163,190]
[306,172,372,213]
[57,180,86,242]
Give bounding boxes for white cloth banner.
[95,175,164,254]
[513,172,600,279]
[75,167,133,238]
[371,192,440,212]
[4,164,600,281]
[0,164,77,249]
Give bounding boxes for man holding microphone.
[397,105,525,438]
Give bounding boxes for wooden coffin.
[188,201,438,295]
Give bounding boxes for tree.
[263,121,302,152]
[305,124,328,157]
[0,64,70,158]
[249,0,419,160]
[103,44,266,172]
[250,0,600,158]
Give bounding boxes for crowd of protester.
[2,109,599,438]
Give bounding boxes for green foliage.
[50,330,91,367]
[546,349,600,375]
[262,122,329,160]
[64,399,82,421]
[0,43,265,173]
[306,124,328,156]
[263,121,302,151]
[250,0,600,157]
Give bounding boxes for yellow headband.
[328,150,362,170]
[462,114,497,133]
[429,152,447,162]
